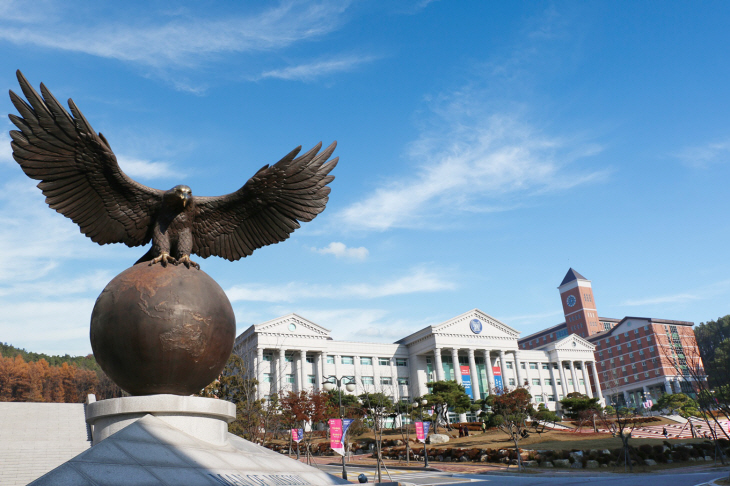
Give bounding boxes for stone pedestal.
[86,395,235,446]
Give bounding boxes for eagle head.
[164,185,192,209]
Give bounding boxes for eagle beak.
[181,193,190,207]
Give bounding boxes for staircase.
[0,402,91,486]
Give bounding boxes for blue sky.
[2,1,730,356]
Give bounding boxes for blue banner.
[342,418,354,437]
[493,366,503,391]
[460,365,473,399]
[423,422,430,436]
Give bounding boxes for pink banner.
[415,421,425,442]
[329,418,344,455]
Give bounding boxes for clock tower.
[558,268,601,338]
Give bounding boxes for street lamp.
[323,375,356,480]
[414,398,429,467]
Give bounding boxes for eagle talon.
[149,252,176,267]
[178,254,200,270]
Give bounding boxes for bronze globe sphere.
[90,263,236,396]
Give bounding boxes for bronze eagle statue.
[7,71,337,269]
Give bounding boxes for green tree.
[652,392,700,417]
[559,392,601,419]
[491,387,534,471]
[423,380,478,432]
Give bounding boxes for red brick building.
[518,268,702,407]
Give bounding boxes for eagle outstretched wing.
[8,70,162,247]
[192,142,338,261]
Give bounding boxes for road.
[317,464,730,486]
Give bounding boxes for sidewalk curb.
[326,462,442,472]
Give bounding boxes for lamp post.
[414,398,429,467]
[323,375,356,481]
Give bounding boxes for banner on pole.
[493,366,503,391]
[415,421,430,443]
[291,428,303,443]
[329,418,353,456]
[460,365,473,399]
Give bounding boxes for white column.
[623,390,631,406]
[581,361,592,397]
[278,348,286,394]
[315,352,323,391]
[390,357,398,401]
[334,354,341,383]
[664,379,673,394]
[354,355,361,393]
[485,350,495,394]
[373,355,381,388]
[434,348,444,381]
[548,363,558,400]
[523,358,531,389]
[512,351,523,388]
[451,348,461,384]
[569,361,579,393]
[590,361,604,402]
[299,350,307,392]
[467,349,480,400]
[256,348,264,399]
[558,361,568,397]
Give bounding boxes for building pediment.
[253,313,331,339]
[432,308,520,339]
[544,333,595,352]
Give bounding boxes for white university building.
[234,309,604,420]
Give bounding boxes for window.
[629,352,634,359]
[396,358,408,367]
[397,377,409,385]
[326,355,335,364]
[360,357,372,366]
[610,358,614,364]
[535,396,544,403]
[634,329,639,335]
[263,353,272,362]
[579,379,585,385]
[285,355,294,363]
[306,355,314,363]
[639,349,644,355]
[505,362,513,369]
[620,356,624,362]
[286,374,295,383]
[644,372,649,378]
[520,363,526,369]
[307,375,315,384]
[545,379,552,385]
[380,377,392,385]
[378,358,390,366]
[532,379,541,386]
[556,379,561,385]
[568,379,573,386]
[627,342,632,349]
[542,363,549,370]
[341,356,354,365]
[263,373,271,383]
[362,376,374,385]
[617,345,621,351]
[598,351,603,357]
[508,378,516,386]
[548,395,556,402]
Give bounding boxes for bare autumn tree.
[665,333,728,466]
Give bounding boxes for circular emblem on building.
[470,319,483,334]
[572,341,577,347]
[288,323,297,331]
[566,295,576,307]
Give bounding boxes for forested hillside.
[0,343,121,402]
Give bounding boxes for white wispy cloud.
[675,139,730,168]
[117,155,178,179]
[0,132,14,165]
[339,108,607,231]
[621,293,700,307]
[313,242,369,260]
[258,55,377,81]
[226,266,455,303]
[0,1,349,70]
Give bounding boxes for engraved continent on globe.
[90,263,236,396]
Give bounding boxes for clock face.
[566,295,576,307]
